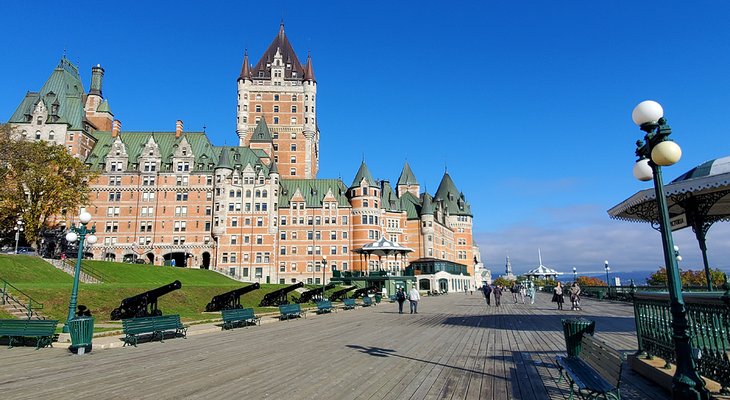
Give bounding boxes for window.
[176,192,189,201]
[273,105,279,112]
[290,117,297,124]
[291,105,297,113]
[255,105,262,112]
[274,94,280,101]
[273,117,279,124]
[290,168,296,176]
[291,95,297,101]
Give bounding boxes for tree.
[0,123,97,247]
[576,276,606,287]
[492,276,514,287]
[646,266,727,288]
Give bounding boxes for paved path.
[0,292,668,399]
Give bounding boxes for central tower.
[236,23,319,179]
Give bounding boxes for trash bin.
[374,295,382,304]
[597,290,605,300]
[561,318,595,358]
[68,316,94,354]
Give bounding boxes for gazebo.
[354,237,414,275]
[524,251,563,280]
[608,156,730,290]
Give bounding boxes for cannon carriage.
[110,280,182,320]
[259,282,304,307]
[205,283,260,312]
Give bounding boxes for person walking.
[518,282,526,304]
[528,281,536,304]
[511,283,519,303]
[408,286,421,314]
[570,282,581,311]
[395,287,407,314]
[482,283,492,306]
[552,282,565,310]
[493,285,502,307]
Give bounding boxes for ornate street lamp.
[630,100,709,399]
[62,209,97,333]
[604,261,610,295]
[321,255,328,302]
[14,219,24,254]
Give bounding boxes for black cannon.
[329,285,358,302]
[110,280,182,320]
[259,282,304,307]
[295,283,336,304]
[205,283,260,312]
[351,286,377,299]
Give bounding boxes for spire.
[279,20,285,37]
[420,193,434,216]
[435,171,472,216]
[538,249,543,267]
[252,24,304,79]
[269,160,279,175]
[397,161,418,186]
[303,52,316,82]
[250,118,273,142]
[238,49,251,81]
[350,160,377,188]
[216,147,233,170]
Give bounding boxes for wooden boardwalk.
[0,292,668,399]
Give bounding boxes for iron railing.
[633,290,730,393]
[0,277,44,319]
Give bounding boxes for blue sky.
[2,1,729,277]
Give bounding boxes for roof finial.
[203,124,206,133]
[279,20,285,36]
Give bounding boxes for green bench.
[556,334,624,400]
[362,296,373,307]
[0,319,58,349]
[122,315,188,347]
[278,303,304,320]
[221,308,260,330]
[342,299,357,310]
[316,300,335,314]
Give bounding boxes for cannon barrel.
[110,280,182,320]
[351,286,377,299]
[296,283,336,304]
[329,285,358,302]
[205,283,260,312]
[259,282,304,307]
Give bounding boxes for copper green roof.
[250,118,273,142]
[399,191,422,219]
[96,99,112,114]
[279,179,350,208]
[216,146,233,169]
[397,161,418,186]
[381,181,400,211]
[420,193,434,216]
[350,161,377,188]
[434,172,472,216]
[9,57,86,131]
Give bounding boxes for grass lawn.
[0,255,334,326]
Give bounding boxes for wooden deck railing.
[633,290,730,393]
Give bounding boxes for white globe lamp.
[632,100,664,126]
[633,159,653,181]
[651,140,682,166]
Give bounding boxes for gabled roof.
[96,99,112,114]
[399,191,422,219]
[435,172,472,216]
[380,181,400,211]
[252,23,305,80]
[279,179,350,208]
[397,161,418,186]
[9,57,87,131]
[350,161,377,188]
[250,118,273,142]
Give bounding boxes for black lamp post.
[14,219,24,254]
[572,267,577,282]
[321,255,328,302]
[630,100,709,399]
[604,260,610,295]
[62,209,97,333]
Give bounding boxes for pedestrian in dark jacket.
[395,288,406,314]
[493,285,502,307]
[552,282,565,310]
[482,283,492,306]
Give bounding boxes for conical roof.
[238,50,252,81]
[435,172,472,216]
[250,118,273,142]
[397,161,418,186]
[252,23,304,80]
[268,160,279,175]
[380,181,399,211]
[350,161,377,188]
[216,147,233,170]
[303,53,316,82]
[420,193,434,216]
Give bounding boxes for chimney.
[112,119,121,138]
[175,120,184,138]
[89,64,104,97]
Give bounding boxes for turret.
[89,64,104,96]
[236,50,252,145]
[396,161,419,197]
[302,52,318,179]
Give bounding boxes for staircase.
[44,258,102,284]
[0,279,45,320]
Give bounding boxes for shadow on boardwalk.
[441,313,637,333]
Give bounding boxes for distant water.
[582,269,730,286]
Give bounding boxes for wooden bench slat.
[122,315,187,347]
[0,319,58,349]
[556,333,623,398]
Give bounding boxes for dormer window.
[149,150,154,156]
[36,117,42,125]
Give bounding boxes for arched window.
[35,131,41,140]
[262,190,268,198]
[48,131,55,140]
[255,190,261,198]
[246,190,252,198]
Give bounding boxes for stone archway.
[201,252,211,269]
[419,278,431,291]
[146,253,155,264]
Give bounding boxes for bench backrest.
[0,319,58,336]
[317,300,332,309]
[123,315,181,332]
[222,307,255,320]
[279,303,301,314]
[362,297,373,305]
[343,299,356,306]
[580,334,623,387]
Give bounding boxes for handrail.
[0,277,44,319]
[60,258,104,283]
[633,290,730,392]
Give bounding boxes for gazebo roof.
[524,264,563,276]
[355,237,413,257]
